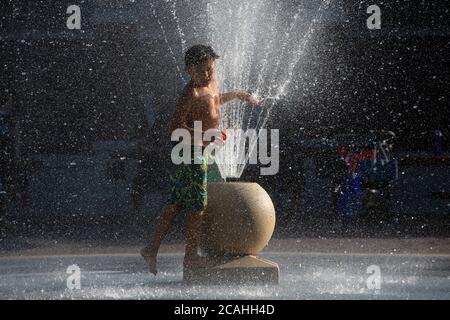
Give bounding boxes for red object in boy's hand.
[221,131,227,141]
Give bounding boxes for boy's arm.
[219,91,242,104]
[219,91,260,106]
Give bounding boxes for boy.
[141,45,259,274]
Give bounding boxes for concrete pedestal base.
[183,255,279,285]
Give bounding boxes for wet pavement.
[0,250,449,299]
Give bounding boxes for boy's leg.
[141,204,181,275]
[184,210,204,261]
[183,210,216,269]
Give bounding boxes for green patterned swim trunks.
[169,146,208,212]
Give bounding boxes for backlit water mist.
[152,0,332,179]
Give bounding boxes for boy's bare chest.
[188,99,219,119]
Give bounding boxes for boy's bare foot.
[183,255,217,270]
[140,247,157,275]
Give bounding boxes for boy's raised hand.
[246,94,261,106]
[238,91,261,106]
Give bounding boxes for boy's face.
[187,59,216,86]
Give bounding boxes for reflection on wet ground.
[1,251,449,299]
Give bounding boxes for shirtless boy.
[141,45,259,274]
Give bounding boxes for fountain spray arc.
[148,0,332,179]
[206,0,333,179]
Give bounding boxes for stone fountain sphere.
[200,182,276,256]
